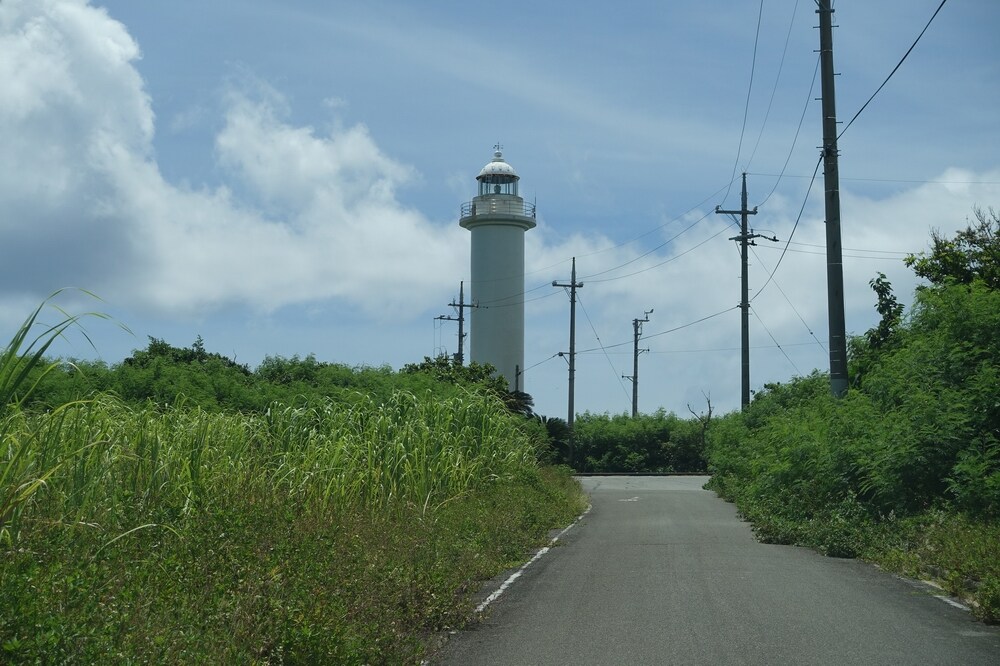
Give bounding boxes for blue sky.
[2,0,998,417]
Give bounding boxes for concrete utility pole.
[435,281,475,365]
[818,0,849,397]
[716,173,774,410]
[553,257,583,458]
[623,309,652,418]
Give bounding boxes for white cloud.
[0,0,466,320]
[2,0,998,417]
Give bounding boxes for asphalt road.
[432,475,1000,665]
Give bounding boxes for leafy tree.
[849,272,905,388]
[400,355,534,414]
[905,206,1000,289]
[401,355,506,392]
[573,409,708,474]
[536,415,571,465]
[865,272,904,350]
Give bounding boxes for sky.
[2,0,998,418]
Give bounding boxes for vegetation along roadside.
[0,299,586,664]
[706,209,1000,622]
[3,208,998,663]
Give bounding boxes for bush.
[572,409,707,473]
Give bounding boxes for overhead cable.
[838,0,949,140]
[750,154,823,303]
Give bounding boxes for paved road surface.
[432,476,1000,665]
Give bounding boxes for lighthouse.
[459,147,536,391]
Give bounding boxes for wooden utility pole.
[818,0,849,397]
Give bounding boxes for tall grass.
[4,390,536,543]
[0,292,116,545]
[2,294,540,546]
[2,300,584,662]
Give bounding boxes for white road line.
[934,595,970,611]
[474,505,592,614]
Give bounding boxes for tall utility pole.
[553,257,583,447]
[435,281,475,365]
[716,173,774,410]
[818,0,849,397]
[623,309,653,418]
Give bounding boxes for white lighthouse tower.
[460,147,536,391]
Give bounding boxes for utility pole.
[553,257,583,462]
[623,309,652,418]
[435,281,475,365]
[818,0,849,397]
[716,173,775,410]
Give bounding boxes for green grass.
[0,299,587,663]
[2,468,584,663]
[865,511,1000,622]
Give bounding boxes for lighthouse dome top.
[476,148,520,197]
[477,149,519,180]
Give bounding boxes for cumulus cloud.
[0,0,466,320]
[2,0,997,416]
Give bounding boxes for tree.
[865,272,904,351]
[905,206,1000,289]
[849,273,905,388]
[401,355,508,396]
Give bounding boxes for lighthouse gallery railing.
[461,200,536,219]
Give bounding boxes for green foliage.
[707,222,1000,616]
[1,299,588,661]
[401,355,507,395]
[904,206,1000,289]
[24,344,533,418]
[850,272,905,388]
[0,387,584,662]
[865,511,1000,622]
[1,468,584,663]
[1,292,115,545]
[572,409,708,473]
[401,355,538,418]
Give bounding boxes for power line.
[582,215,731,285]
[746,0,802,170]
[756,54,820,208]
[750,306,802,375]
[750,153,823,304]
[575,181,736,260]
[723,0,766,206]
[747,246,827,353]
[783,240,909,255]
[749,173,1000,186]
[838,0,949,140]
[575,292,632,408]
[578,340,823,356]
[754,245,910,261]
[642,306,740,343]
[579,209,715,280]
[576,306,738,354]
[471,183,735,308]
[520,352,561,375]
